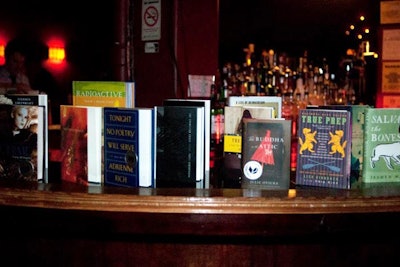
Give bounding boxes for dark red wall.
[133,0,219,108]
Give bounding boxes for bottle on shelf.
[210,74,225,188]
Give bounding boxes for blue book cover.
[309,104,370,187]
[103,107,154,188]
[296,108,352,189]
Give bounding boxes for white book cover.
[227,96,282,118]
[224,105,274,135]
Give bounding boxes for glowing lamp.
[0,36,7,65]
[0,44,5,65]
[48,46,65,63]
[47,38,66,64]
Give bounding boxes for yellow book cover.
[72,81,135,107]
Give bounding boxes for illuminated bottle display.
[218,43,366,107]
[210,75,225,187]
[217,44,371,183]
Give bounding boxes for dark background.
[219,0,380,72]
[0,0,380,104]
[0,0,117,78]
[1,0,380,73]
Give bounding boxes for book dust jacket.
[296,109,352,189]
[241,118,291,189]
[0,104,43,181]
[60,105,103,185]
[155,106,204,188]
[362,108,400,183]
[103,107,153,188]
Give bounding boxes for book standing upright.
[241,118,291,189]
[362,108,400,183]
[103,107,154,188]
[309,104,370,186]
[154,105,205,188]
[60,105,103,185]
[163,98,211,188]
[227,96,282,118]
[223,103,276,188]
[5,93,49,182]
[0,99,45,182]
[72,81,135,107]
[296,108,352,189]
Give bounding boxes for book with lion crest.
[295,108,352,189]
[362,108,400,184]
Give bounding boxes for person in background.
[0,38,39,94]
[26,41,61,124]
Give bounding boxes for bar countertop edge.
[2,180,400,214]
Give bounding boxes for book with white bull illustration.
[362,108,400,183]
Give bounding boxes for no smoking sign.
[144,6,158,27]
[142,0,161,41]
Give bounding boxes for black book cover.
[155,106,204,188]
[163,99,210,188]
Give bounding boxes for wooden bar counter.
[1,180,400,266]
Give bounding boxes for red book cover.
[241,118,291,189]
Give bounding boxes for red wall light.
[0,44,5,65]
[48,47,65,62]
[47,39,66,64]
[0,36,7,65]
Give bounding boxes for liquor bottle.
[281,89,298,173]
[210,75,225,187]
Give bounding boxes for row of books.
[0,81,135,184]
[223,96,288,189]
[224,97,400,190]
[0,81,212,188]
[296,105,400,189]
[59,99,211,188]
[1,84,399,190]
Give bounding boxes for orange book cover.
[60,105,103,185]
